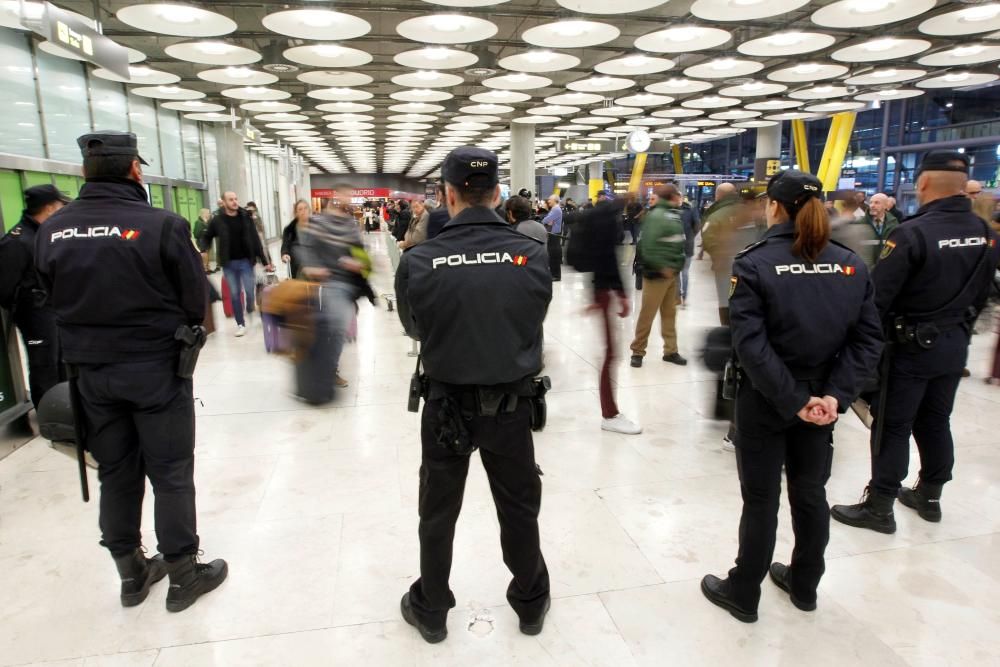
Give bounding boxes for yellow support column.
[820,112,857,192]
[628,152,648,193]
[792,119,810,173]
[671,144,684,174]
[815,114,843,185]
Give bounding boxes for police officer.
[34,131,227,612]
[832,151,1000,533]
[701,170,883,623]
[394,147,552,643]
[0,184,69,408]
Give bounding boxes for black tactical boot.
[898,481,943,523]
[700,574,757,623]
[113,548,167,607]
[768,562,816,612]
[400,593,447,644]
[831,487,897,534]
[164,554,228,613]
[519,597,551,636]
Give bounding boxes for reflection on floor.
[2,232,999,666]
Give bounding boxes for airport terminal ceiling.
[10,0,1000,178]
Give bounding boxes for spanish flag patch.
[880,240,896,261]
[122,229,141,241]
[729,275,738,299]
[513,255,528,266]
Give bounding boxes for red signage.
[311,188,401,199]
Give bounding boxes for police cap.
[916,150,969,178]
[441,146,498,187]
[24,184,70,209]
[765,169,822,211]
[77,131,149,165]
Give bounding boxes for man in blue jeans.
[200,191,273,336]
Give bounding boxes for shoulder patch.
[728,275,738,299]
[880,239,896,260]
[735,237,768,258]
[10,226,22,236]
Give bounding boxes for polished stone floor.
[2,232,999,666]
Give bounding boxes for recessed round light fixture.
[738,32,837,56]
[732,120,779,128]
[240,101,302,113]
[522,20,621,48]
[132,86,205,100]
[615,93,675,107]
[283,44,373,68]
[116,3,237,37]
[918,45,1000,67]
[263,8,371,40]
[390,89,455,102]
[845,69,926,85]
[596,55,676,76]
[767,63,849,83]
[917,72,999,88]
[166,41,261,65]
[684,59,763,79]
[691,0,810,21]
[717,81,789,97]
[651,108,705,118]
[184,112,240,122]
[832,38,932,63]
[498,51,581,73]
[804,101,868,113]
[163,100,226,112]
[307,88,375,102]
[635,26,731,53]
[589,106,643,117]
[394,47,479,70]
[919,3,1000,36]
[460,103,516,115]
[397,14,499,44]
[709,109,762,120]
[391,71,465,88]
[297,71,374,87]
[567,76,634,93]
[92,66,180,85]
[222,87,292,101]
[854,88,925,101]
[812,0,935,28]
[743,98,804,110]
[512,116,560,124]
[644,78,714,95]
[198,67,278,86]
[681,96,741,109]
[483,73,553,90]
[470,90,533,104]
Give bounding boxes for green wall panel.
[52,174,80,199]
[148,183,165,209]
[23,171,52,187]
[0,170,24,232]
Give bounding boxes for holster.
[529,376,551,432]
[175,325,207,379]
[435,395,476,455]
[721,358,739,401]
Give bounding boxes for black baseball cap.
[441,146,498,187]
[916,150,969,179]
[77,131,149,165]
[24,184,70,209]
[764,169,822,210]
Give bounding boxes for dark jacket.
[200,207,268,266]
[281,219,301,278]
[392,207,412,242]
[680,202,701,257]
[730,221,883,419]
[427,207,450,240]
[395,205,551,385]
[34,178,207,364]
[295,211,375,302]
[579,199,626,291]
[0,212,46,314]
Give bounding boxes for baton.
[65,365,90,502]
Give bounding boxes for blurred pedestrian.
[281,199,310,279]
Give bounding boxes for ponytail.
[791,197,830,263]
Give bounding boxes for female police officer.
[700,170,883,623]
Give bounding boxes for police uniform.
[34,131,226,611]
[701,170,884,622]
[394,147,553,642]
[832,151,1000,533]
[0,185,70,408]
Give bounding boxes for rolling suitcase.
[221,276,233,318]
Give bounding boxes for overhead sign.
[563,141,604,152]
[38,2,129,79]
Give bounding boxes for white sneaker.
[721,437,736,453]
[235,325,246,337]
[602,414,642,435]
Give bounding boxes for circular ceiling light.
[625,117,669,127]
[764,112,821,121]
[691,0,810,20]
[527,105,581,116]
[256,113,310,122]
[453,114,502,123]
[223,87,291,101]
[470,90,532,103]
[680,119,727,128]
[845,69,926,86]
[709,109,762,120]
[391,71,465,88]
[767,63,849,82]
[116,3,236,37]
[132,86,205,101]
[681,96,741,109]
[812,0,935,28]
[307,88,374,101]
[615,93,675,107]
[263,9,371,40]
[498,51,581,73]
[732,120,779,128]
[744,98,804,110]
[390,89,455,103]
[397,14,499,44]
[522,20,620,48]
[389,102,447,113]
[198,67,278,86]
[482,73,552,90]
[832,38,932,63]
[162,100,226,112]
[684,59,763,79]
[513,116,560,124]
[266,122,316,131]
[919,3,1000,36]
[567,76,634,93]
[184,112,240,122]
[854,88,924,101]
[651,108,705,118]
[395,47,478,70]
[166,41,261,65]
[634,26,731,53]
[124,48,147,64]
[446,121,491,131]
[571,116,618,125]
[788,85,850,100]
[804,101,868,113]
[589,106,643,117]
[555,0,669,12]
[596,54,676,76]
[918,45,1000,67]
[92,66,179,85]
[717,81,789,97]
[460,103,516,114]
[917,72,999,88]
[298,71,374,87]
[644,78,714,95]
[240,101,302,112]
[283,44,373,68]
[544,92,605,105]
[388,114,438,123]
[738,32,837,56]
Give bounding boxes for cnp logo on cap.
[442,146,498,187]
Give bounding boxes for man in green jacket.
[861,192,899,268]
[630,184,687,367]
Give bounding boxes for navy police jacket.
[35,178,207,364]
[872,195,1000,326]
[730,221,884,419]
[0,212,46,314]
[395,205,551,386]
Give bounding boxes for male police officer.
[832,151,1000,533]
[0,185,69,408]
[395,147,553,643]
[34,131,228,611]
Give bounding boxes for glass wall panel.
[89,74,128,133]
[128,93,161,175]
[157,105,184,179]
[35,48,91,161]
[202,127,219,205]
[0,28,44,158]
[181,119,204,182]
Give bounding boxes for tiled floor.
[2,233,999,666]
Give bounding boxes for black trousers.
[547,235,562,280]
[409,397,550,628]
[870,331,967,496]
[77,359,199,558]
[729,384,834,610]
[14,307,63,409]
